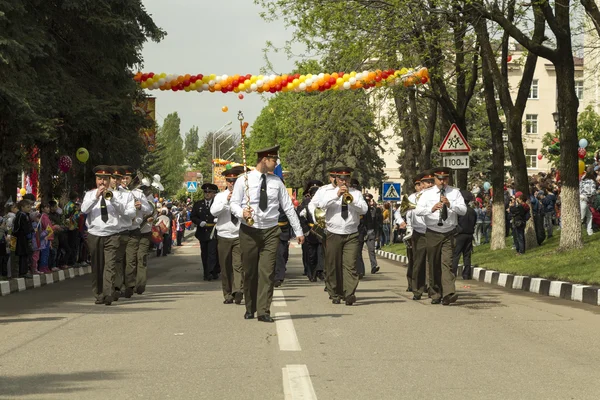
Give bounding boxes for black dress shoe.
[223,299,234,304]
[345,294,356,306]
[136,286,145,295]
[406,287,412,292]
[104,296,113,306]
[358,274,364,280]
[412,294,422,301]
[371,266,380,274]
[274,280,282,287]
[442,293,459,306]
[431,298,441,305]
[95,299,104,305]
[257,314,275,323]
[332,298,341,304]
[317,272,325,281]
[206,276,213,282]
[112,290,121,302]
[124,287,134,298]
[234,292,243,305]
[244,311,254,319]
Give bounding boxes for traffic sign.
[443,155,470,169]
[186,181,198,193]
[382,182,401,201]
[439,123,471,152]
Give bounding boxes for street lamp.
[222,148,236,162]
[218,133,234,158]
[211,121,233,183]
[220,144,236,160]
[552,111,559,131]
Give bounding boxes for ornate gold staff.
[238,111,254,226]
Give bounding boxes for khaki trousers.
[239,224,279,317]
[325,232,360,300]
[425,229,456,300]
[217,235,243,300]
[114,231,130,291]
[124,228,141,290]
[87,233,119,301]
[136,232,152,290]
[411,231,428,296]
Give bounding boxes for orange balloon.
[209,87,215,92]
[311,82,319,90]
[184,74,191,80]
[214,84,222,91]
[331,72,339,79]
[263,84,271,91]
[222,106,229,112]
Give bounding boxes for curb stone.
[376,249,600,307]
[0,265,92,297]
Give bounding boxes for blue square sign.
[187,181,198,193]
[382,182,401,201]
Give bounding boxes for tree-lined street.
[2,245,599,399]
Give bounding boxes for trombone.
[399,195,417,215]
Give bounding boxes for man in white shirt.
[211,166,247,305]
[136,178,157,294]
[397,173,422,294]
[415,167,466,305]
[81,166,134,305]
[230,145,304,323]
[312,166,368,305]
[121,166,153,297]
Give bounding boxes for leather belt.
[206,223,216,227]
[308,223,314,227]
[278,221,289,226]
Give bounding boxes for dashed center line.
[273,289,288,307]
[275,312,301,351]
[283,364,318,400]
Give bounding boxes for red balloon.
[421,76,428,84]
[148,72,155,78]
[551,137,559,144]
[507,55,513,62]
[238,94,244,100]
[292,199,299,207]
[537,154,543,160]
[141,73,148,81]
[328,77,336,85]
[58,155,72,173]
[578,148,586,159]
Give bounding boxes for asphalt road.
[1,238,600,399]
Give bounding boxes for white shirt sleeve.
[81,190,99,214]
[230,178,245,219]
[210,192,229,216]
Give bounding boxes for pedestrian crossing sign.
[382,182,401,201]
[187,181,198,193]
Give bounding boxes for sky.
[140,0,298,142]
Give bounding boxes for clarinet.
[438,187,447,226]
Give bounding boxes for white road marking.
[282,365,318,400]
[272,289,287,307]
[275,312,301,351]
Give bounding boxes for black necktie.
[231,213,238,224]
[259,174,268,211]
[100,197,109,223]
[342,204,348,220]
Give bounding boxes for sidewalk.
[1,265,92,296]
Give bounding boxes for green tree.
[150,113,186,196]
[184,126,199,155]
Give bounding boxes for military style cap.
[421,169,436,181]
[327,165,354,176]
[201,183,219,193]
[121,165,135,176]
[93,165,113,176]
[111,166,126,177]
[256,145,280,160]
[304,179,323,193]
[431,166,452,179]
[222,166,249,179]
[414,172,425,184]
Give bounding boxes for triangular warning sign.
[439,123,471,152]
[384,184,400,199]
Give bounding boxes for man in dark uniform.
[230,145,304,322]
[274,207,290,287]
[356,191,379,278]
[298,180,324,282]
[415,167,466,305]
[312,166,368,305]
[191,183,219,281]
[453,190,477,279]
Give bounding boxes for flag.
[274,159,284,181]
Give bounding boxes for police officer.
[274,207,291,287]
[312,166,368,305]
[415,167,466,305]
[191,183,219,281]
[211,166,247,304]
[230,145,304,322]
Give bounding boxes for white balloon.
[202,83,209,90]
[222,74,229,81]
[299,83,307,91]
[343,82,351,90]
[209,80,215,87]
[270,74,276,81]
[251,83,258,91]
[197,86,203,92]
[245,88,252,93]
[166,75,174,83]
[363,70,369,77]
[349,77,356,85]
[257,80,264,88]
[318,73,325,79]
[158,78,166,86]
[215,76,222,83]
[153,83,160,89]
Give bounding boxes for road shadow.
[278,313,350,320]
[353,296,406,306]
[0,316,67,324]
[0,370,125,399]
[453,291,506,309]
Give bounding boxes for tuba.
[400,195,416,216]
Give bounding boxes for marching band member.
[211,166,247,305]
[136,178,157,294]
[415,167,466,305]
[121,166,153,297]
[81,166,134,305]
[230,145,304,323]
[191,183,220,281]
[312,165,367,305]
[298,180,324,282]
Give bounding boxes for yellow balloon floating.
[579,160,585,175]
[222,106,229,112]
[133,68,430,94]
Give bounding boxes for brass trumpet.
[103,190,113,201]
[400,195,417,215]
[342,192,354,204]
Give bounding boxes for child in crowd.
[30,211,43,275]
[13,199,33,278]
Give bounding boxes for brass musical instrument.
[342,192,354,204]
[238,111,254,226]
[438,187,447,226]
[400,195,417,215]
[104,190,113,200]
[310,207,327,242]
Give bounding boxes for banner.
[134,97,157,152]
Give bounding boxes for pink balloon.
[578,148,587,159]
[537,154,543,160]
[58,155,72,173]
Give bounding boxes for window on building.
[526,149,538,169]
[575,81,584,100]
[525,114,538,134]
[528,79,539,99]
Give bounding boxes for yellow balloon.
[76,148,89,163]
[350,71,357,77]
[579,160,585,175]
[209,74,216,80]
[239,84,246,91]
[20,188,26,196]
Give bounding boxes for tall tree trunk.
[421,97,438,170]
[394,90,417,190]
[506,117,530,194]
[480,43,507,250]
[556,61,584,250]
[0,170,19,205]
